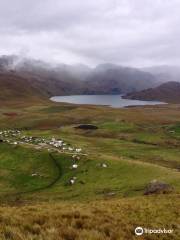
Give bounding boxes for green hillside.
[0,100,180,239]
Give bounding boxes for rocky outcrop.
[144,180,174,195]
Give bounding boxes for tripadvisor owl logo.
[134,226,173,236]
[135,227,144,236]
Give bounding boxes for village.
[0,129,85,185]
[0,129,108,186]
[0,130,82,153]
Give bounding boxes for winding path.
[3,153,63,199]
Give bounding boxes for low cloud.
[0,0,180,67]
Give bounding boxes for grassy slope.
[123,81,180,103]
[0,100,180,239]
[0,142,179,203]
[0,195,179,240]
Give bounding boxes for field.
[0,99,180,239]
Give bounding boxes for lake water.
[51,95,165,108]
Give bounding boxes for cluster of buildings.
[0,129,107,186]
[0,129,21,138]
[0,129,84,185]
[0,129,82,155]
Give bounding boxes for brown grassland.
[0,195,179,240]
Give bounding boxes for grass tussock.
[0,195,179,240]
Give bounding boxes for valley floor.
[0,100,180,239]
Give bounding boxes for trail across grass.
[0,144,66,200]
[3,153,63,199]
[0,142,180,202]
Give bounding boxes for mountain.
[0,70,86,103]
[0,71,45,102]
[5,57,159,94]
[0,55,162,101]
[123,81,180,103]
[83,64,159,94]
[0,56,86,99]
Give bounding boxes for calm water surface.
[51,95,165,108]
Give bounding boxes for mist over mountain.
[83,64,159,94]
[0,56,86,100]
[143,65,180,83]
[1,55,178,101]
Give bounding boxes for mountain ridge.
[1,55,179,102]
[123,81,180,103]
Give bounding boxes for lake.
[51,95,165,108]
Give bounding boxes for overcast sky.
[0,0,179,67]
